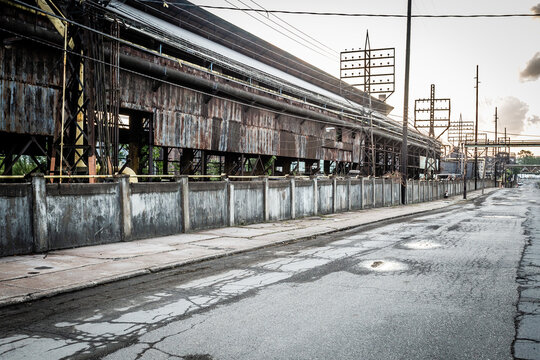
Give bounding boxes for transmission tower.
[414,84,451,178]
[340,31,395,101]
[340,32,395,176]
[448,114,473,146]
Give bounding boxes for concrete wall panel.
[350,181,362,210]
[318,181,333,214]
[0,184,32,256]
[336,181,348,212]
[46,183,121,249]
[267,183,290,221]
[294,181,314,218]
[131,183,182,239]
[234,182,264,225]
[189,182,227,230]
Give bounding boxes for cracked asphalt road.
[0,182,538,359]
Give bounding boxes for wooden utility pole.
[401,0,412,204]
[474,65,479,190]
[494,107,498,187]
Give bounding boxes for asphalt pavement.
[0,188,491,307]
[0,183,539,359]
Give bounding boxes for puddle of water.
[359,259,408,272]
[402,241,442,250]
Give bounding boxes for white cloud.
[497,97,529,133]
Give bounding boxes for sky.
[189,0,540,155]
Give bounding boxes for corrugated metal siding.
[120,67,356,162]
[0,47,59,135]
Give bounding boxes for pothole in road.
[401,241,442,250]
[359,259,408,272]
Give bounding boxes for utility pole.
[494,107,498,187]
[504,127,507,186]
[401,0,412,204]
[474,65,479,190]
[463,141,467,199]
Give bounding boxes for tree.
[518,150,534,158]
[517,150,538,165]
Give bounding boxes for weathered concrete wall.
[131,183,182,239]
[234,182,264,225]
[317,180,333,214]
[374,179,383,207]
[350,181,362,210]
[384,181,392,206]
[189,182,227,230]
[46,183,122,249]
[0,184,32,256]
[295,180,314,218]
[267,182,290,221]
[393,182,400,205]
[336,181,348,212]
[419,181,425,202]
[0,177,493,256]
[364,180,374,208]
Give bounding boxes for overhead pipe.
[118,53,436,150]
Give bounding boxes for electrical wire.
[249,0,338,56]
[126,0,382,106]
[222,0,336,61]
[139,1,540,18]
[240,0,338,58]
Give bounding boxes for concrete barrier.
[0,175,495,256]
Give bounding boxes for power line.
[222,0,336,61]
[141,1,540,18]
[127,0,381,107]
[248,0,338,56]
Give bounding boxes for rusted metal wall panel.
[0,46,59,135]
[352,133,363,163]
[120,69,358,162]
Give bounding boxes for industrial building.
[0,0,440,180]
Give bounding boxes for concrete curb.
[0,188,495,308]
